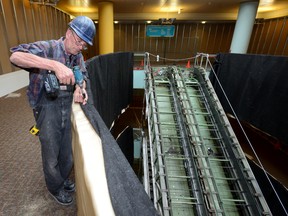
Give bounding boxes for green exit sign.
[146,25,175,37]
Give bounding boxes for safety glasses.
[71,30,88,50]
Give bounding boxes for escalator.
[142,62,271,215]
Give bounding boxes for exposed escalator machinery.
[142,64,272,216]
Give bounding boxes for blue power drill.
[73,66,85,98]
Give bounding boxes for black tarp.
[86,52,134,128]
[248,160,288,215]
[116,126,134,167]
[210,53,288,148]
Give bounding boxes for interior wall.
[249,17,288,55]
[1,1,288,75]
[0,0,70,75]
[114,23,235,60]
[114,17,288,59]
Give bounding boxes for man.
[9,16,96,205]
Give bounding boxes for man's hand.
[53,63,75,85]
[73,86,88,105]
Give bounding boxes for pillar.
[230,1,259,54]
[98,2,114,54]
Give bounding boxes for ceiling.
[52,0,288,22]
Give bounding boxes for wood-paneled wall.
[115,17,288,61]
[0,0,69,75]
[114,23,235,60]
[249,17,288,55]
[1,0,288,75]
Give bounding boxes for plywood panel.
[22,0,36,42]
[71,103,115,216]
[0,0,16,73]
[3,0,19,47]
[1,1,70,75]
[274,18,288,55]
[11,0,28,44]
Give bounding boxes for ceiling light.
[260,0,274,6]
[114,21,119,24]
[201,21,206,24]
[147,21,152,24]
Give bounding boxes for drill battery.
[44,71,59,99]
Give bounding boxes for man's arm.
[10,52,75,85]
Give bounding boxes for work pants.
[33,90,73,194]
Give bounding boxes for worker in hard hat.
[9,16,96,206]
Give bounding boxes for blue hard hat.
[68,16,96,46]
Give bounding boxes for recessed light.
[260,0,274,6]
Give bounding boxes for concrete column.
[230,1,259,54]
[98,2,114,54]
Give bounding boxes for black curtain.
[248,160,288,215]
[117,126,134,167]
[86,52,134,128]
[210,53,288,148]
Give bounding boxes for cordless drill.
[73,66,85,98]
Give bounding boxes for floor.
[0,88,77,216]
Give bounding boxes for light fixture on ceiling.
[259,0,274,6]
[159,18,176,25]
[29,0,60,6]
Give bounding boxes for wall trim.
[0,70,29,97]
